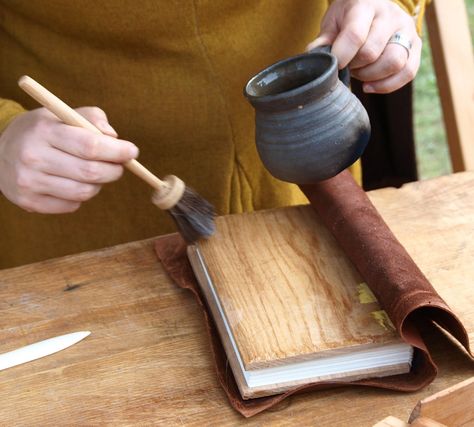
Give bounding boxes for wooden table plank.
[369,172,474,349]
[0,173,473,426]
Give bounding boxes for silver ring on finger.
[387,32,412,59]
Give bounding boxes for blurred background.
[415,0,474,178]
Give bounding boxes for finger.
[306,33,334,52]
[37,146,124,184]
[36,105,118,137]
[351,40,410,82]
[349,16,399,70]
[48,123,139,163]
[14,164,104,196]
[34,172,101,202]
[75,106,118,137]
[331,5,376,69]
[17,193,81,214]
[362,35,422,94]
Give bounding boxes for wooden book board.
[188,206,412,398]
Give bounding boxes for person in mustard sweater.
[0,0,424,268]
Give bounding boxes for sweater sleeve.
[0,98,26,134]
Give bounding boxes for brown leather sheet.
[154,170,471,418]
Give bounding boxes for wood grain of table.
[0,172,473,426]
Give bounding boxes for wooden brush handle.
[18,75,166,191]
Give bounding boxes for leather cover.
[154,170,471,417]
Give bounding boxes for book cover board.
[187,206,413,399]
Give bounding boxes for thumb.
[306,32,336,52]
[75,106,118,138]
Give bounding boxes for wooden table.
[1,172,473,426]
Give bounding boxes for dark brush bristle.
[168,186,216,243]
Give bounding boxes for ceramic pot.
[244,48,370,184]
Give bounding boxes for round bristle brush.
[18,75,215,243]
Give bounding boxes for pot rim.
[243,51,337,104]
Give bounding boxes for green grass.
[414,1,474,179]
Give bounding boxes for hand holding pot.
[308,0,422,94]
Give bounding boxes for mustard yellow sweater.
[0,0,424,268]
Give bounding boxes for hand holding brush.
[18,75,215,243]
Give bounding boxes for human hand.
[307,0,421,94]
[0,107,138,213]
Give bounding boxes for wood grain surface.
[368,172,474,351]
[409,376,474,426]
[425,0,474,172]
[0,172,473,426]
[195,206,405,372]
